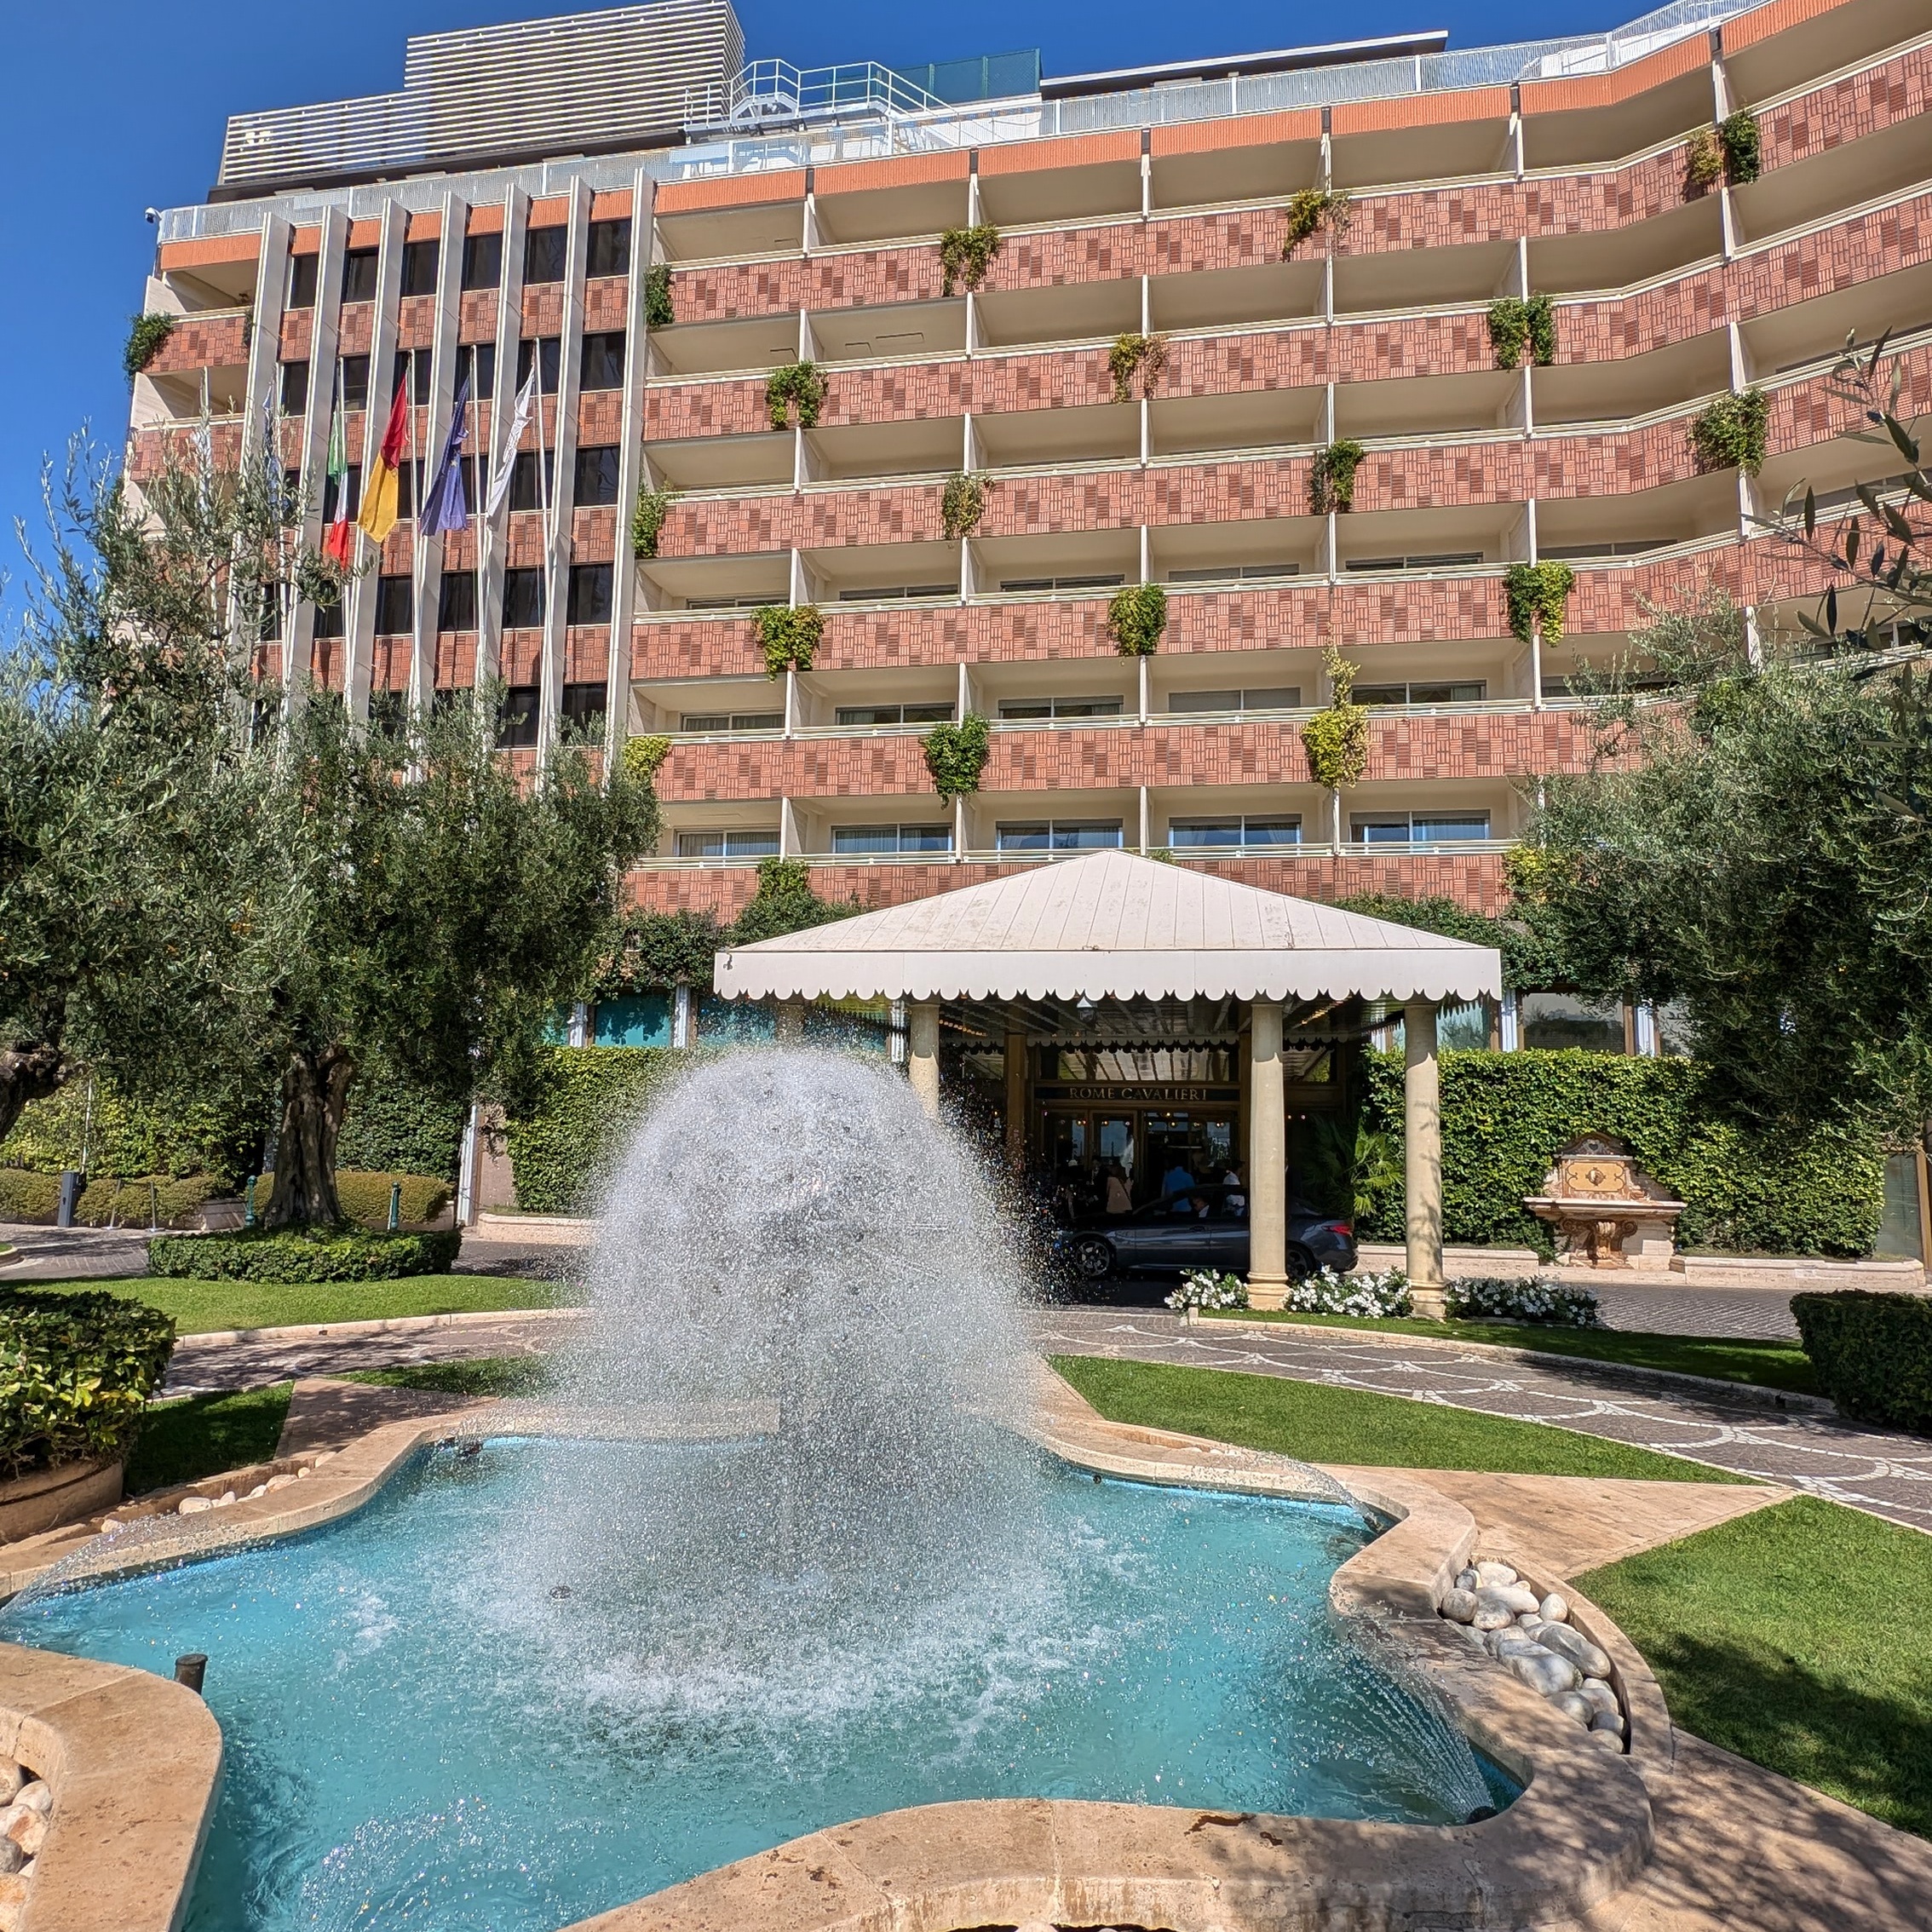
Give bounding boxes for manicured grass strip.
[1578,1497,1932,1838]
[49,1274,572,1335]
[341,1357,553,1399]
[1051,1355,1753,1484]
[127,1384,295,1494]
[1205,1309,1818,1395]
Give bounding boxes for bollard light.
[175,1653,208,1694]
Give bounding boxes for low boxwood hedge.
[1791,1292,1932,1435]
[0,1287,175,1477]
[258,1170,451,1228]
[147,1227,462,1284]
[1,1170,221,1228]
[0,1170,61,1224]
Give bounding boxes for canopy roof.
[713,850,1501,1005]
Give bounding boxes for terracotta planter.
[0,1456,124,1544]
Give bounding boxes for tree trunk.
[263,1046,354,1229]
[0,1044,70,1152]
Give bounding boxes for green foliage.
[0,1170,60,1222]
[643,262,675,329]
[727,855,861,946]
[622,734,672,785]
[765,360,828,430]
[1504,560,1575,643]
[1280,189,1351,256]
[1486,294,1556,370]
[333,1060,466,1180]
[0,1287,175,1476]
[1684,127,1726,191]
[1357,1048,1886,1257]
[1791,1292,1932,1434]
[752,604,824,676]
[938,224,1001,297]
[148,1227,462,1282]
[1,1071,265,1187]
[1299,646,1369,788]
[940,471,987,538]
[1690,388,1769,475]
[258,1170,450,1227]
[504,1046,694,1213]
[72,1176,218,1228]
[597,909,724,997]
[1334,891,1570,992]
[1105,583,1168,657]
[1717,111,1762,185]
[1301,1114,1400,1221]
[922,712,991,799]
[1310,439,1366,513]
[1107,332,1168,404]
[630,486,678,559]
[123,312,175,381]
[125,1383,292,1494]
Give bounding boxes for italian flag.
[321,396,353,566]
[356,379,411,544]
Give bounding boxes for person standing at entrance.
[1163,1160,1194,1212]
[1104,1161,1131,1216]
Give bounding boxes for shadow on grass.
[127,1384,294,1494]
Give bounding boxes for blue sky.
[0,0,1637,553]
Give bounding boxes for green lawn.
[1205,1310,1818,1395]
[1053,1355,1753,1483]
[51,1274,570,1335]
[1578,1498,1932,1838]
[127,1384,295,1494]
[341,1357,552,1399]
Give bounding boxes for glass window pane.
[1240,687,1301,710]
[998,701,1051,720]
[899,824,952,851]
[1351,816,1412,845]
[900,703,955,723]
[722,830,780,857]
[997,823,1050,850]
[1415,814,1491,842]
[1168,689,1240,713]
[1170,819,1241,847]
[675,831,725,858]
[1055,821,1124,848]
[832,826,900,854]
[1245,817,1302,846]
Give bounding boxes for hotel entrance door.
[1043,1105,1237,1215]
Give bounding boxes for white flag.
[482,370,538,521]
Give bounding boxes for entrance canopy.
[713,849,1501,1006]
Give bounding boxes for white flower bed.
[1287,1267,1413,1317]
[1445,1274,1603,1327]
[1165,1268,1249,1311]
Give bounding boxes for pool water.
[0,1440,1504,1932]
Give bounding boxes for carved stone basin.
[1524,1134,1686,1269]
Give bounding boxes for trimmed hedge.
[1,1075,264,1189]
[0,1288,175,1477]
[334,1067,467,1182]
[506,1047,695,1213]
[0,1170,61,1223]
[147,1228,462,1284]
[1360,1049,1884,1258]
[259,1170,451,1228]
[1792,1292,1932,1435]
[0,1171,219,1228]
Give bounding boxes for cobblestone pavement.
[1589,1281,1804,1338]
[1031,1307,1932,1533]
[0,1223,150,1281]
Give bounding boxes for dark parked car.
[1052,1184,1356,1283]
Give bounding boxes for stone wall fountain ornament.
[1524,1134,1686,1268]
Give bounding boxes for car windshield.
[1136,1186,1239,1221]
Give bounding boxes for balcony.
[1530,196,1721,294]
[656,199,807,267]
[1724,0,1925,112]
[1531,333,1730,427]
[1732,113,1932,248]
[131,362,250,428]
[633,676,785,736]
[976,401,1139,471]
[1741,261,1932,379]
[1333,240,1516,317]
[1333,504,1522,573]
[1329,108,1513,192]
[1520,63,1714,174]
[814,175,968,248]
[1148,129,1321,213]
[636,550,789,612]
[804,417,960,483]
[648,313,802,379]
[809,298,965,364]
[1151,521,1321,584]
[1147,261,1322,331]
[1336,368,1521,438]
[803,538,959,607]
[1149,384,1324,457]
[1535,470,1738,555]
[644,430,794,492]
[975,279,1141,351]
[976,152,1141,228]
[964,527,1139,600]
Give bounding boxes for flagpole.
[408,352,423,722]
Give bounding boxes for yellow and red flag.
[355,379,411,544]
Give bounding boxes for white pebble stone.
[1587,1727,1624,1751]
[177,1495,213,1515]
[0,1767,18,1805]
[1472,1602,1516,1633]
[1455,1567,1480,1593]
[1440,1588,1478,1624]
[1515,1610,1542,1627]
[14,1785,49,1817]
[265,1474,298,1492]
[1509,1649,1582,1697]
[1591,1711,1628,1739]
[1551,1691,1596,1726]
[246,1485,267,1500]
[296,1469,311,1480]
[1474,1561,1518,1588]
[1538,1592,1569,1623]
[214,1492,236,1508]
[1538,1623,1614,1680]
[1578,1678,1620,1716]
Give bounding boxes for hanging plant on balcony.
[940,470,989,538]
[1717,111,1762,185]
[630,486,680,559]
[1504,561,1576,645]
[124,312,175,381]
[923,712,991,799]
[1107,332,1169,404]
[1689,388,1769,476]
[643,262,675,329]
[621,734,672,784]
[1280,189,1351,257]
[939,225,1002,297]
[1684,128,1726,193]
[1107,583,1168,656]
[752,604,824,677]
[1310,440,1366,514]
[1300,647,1370,790]
[766,360,828,430]
[1487,295,1555,371]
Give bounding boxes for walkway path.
[1033,1307,1932,1532]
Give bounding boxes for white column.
[607,168,655,765]
[1404,998,1446,1314]
[536,177,593,762]
[413,189,469,721]
[1247,998,1288,1308]
[289,206,349,707]
[908,999,941,1118]
[477,187,530,693]
[1005,1027,1027,1176]
[348,198,409,726]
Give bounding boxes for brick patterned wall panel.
[458,290,497,343]
[572,506,618,561]
[146,313,248,377]
[501,633,543,683]
[1352,442,1530,512]
[584,277,628,331]
[337,306,374,357]
[279,310,313,362]
[1144,212,1274,276]
[1160,329,1331,395]
[435,635,479,688]
[564,627,611,681]
[396,296,435,352]
[578,393,625,444]
[520,286,566,337]
[1757,42,1932,172]
[645,377,796,441]
[998,224,1145,290]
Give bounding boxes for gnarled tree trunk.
[0,1044,70,1152]
[264,1045,355,1228]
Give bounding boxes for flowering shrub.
[1446,1274,1603,1327]
[1287,1267,1412,1317]
[1166,1268,1249,1311]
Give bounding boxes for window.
[509,450,556,511]
[390,348,434,406]
[279,360,308,414]
[566,564,613,625]
[524,226,567,285]
[437,572,478,632]
[311,596,345,640]
[1167,686,1301,715]
[1521,992,1628,1055]
[502,568,545,629]
[1169,815,1301,849]
[340,248,379,305]
[320,463,360,523]
[340,355,370,411]
[457,341,497,400]
[497,686,540,749]
[996,820,1124,851]
[286,253,319,310]
[998,695,1123,721]
[683,595,775,611]
[1354,681,1486,707]
[680,710,783,733]
[1168,562,1300,584]
[998,572,1125,592]
[831,824,953,854]
[515,336,562,394]
[400,239,440,298]
[580,331,627,391]
[833,702,955,727]
[369,689,407,734]
[374,575,413,635]
[1540,540,1665,561]
[1343,551,1483,572]
[834,583,954,602]
[398,455,486,521]
[586,218,631,278]
[675,828,782,858]
[561,682,607,733]
[460,231,502,291]
[573,446,620,505]
[1349,811,1492,846]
